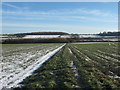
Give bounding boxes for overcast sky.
[2,2,118,34]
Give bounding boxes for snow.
[112,54,120,57]
[97,50,120,62]
[23,35,99,39]
[70,61,79,77]
[79,35,99,38]
[109,75,120,79]
[60,35,71,38]
[0,36,8,38]
[22,35,100,39]
[0,44,65,89]
[23,35,60,39]
[85,57,91,61]
[68,48,73,54]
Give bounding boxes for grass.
[1,43,63,88]
[1,42,119,89]
[20,42,120,89]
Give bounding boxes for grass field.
[20,42,120,89]
[1,43,63,88]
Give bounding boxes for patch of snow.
[70,61,79,77]
[68,48,73,54]
[0,44,65,89]
[95,52,120,63]
[72,85,80,88]
[23,35,60,39]
[2,44,65,89]
[85,57,91,61]
[109,75,120,79]
[112,54,120,57]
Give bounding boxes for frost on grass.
[70,61,79,77]
[68,48,79,78]
[68,48,73,54]
[1,44,64,89]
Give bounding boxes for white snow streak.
[70,61,79,77]
[68,48,73,54]
[1,44,65,89]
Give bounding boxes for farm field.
[20,42,120,89]
[1,43,64,89]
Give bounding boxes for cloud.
[2,23,49,28]
[77,9,111,17]
[2,6,114,17]
[2,3,30,11]
[2,3,21,9]
[2,6,117,23]
[2,13,117,23]
[2,23,117,34]
[2,3,117,34]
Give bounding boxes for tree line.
[98,31,120,36]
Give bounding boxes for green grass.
[20,42,120,89]
[21,45,78,88]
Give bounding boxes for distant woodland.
[2,31,119,36]
[98,31,120,36]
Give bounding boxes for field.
[20,42,120,89]
[1,42,120,89]
[1,43,63,89]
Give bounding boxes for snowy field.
[0,34,100,39]
[1,43,64,89]
[23,35,61,39]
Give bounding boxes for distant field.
[1,43,63,89]
[20,42,120,89]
